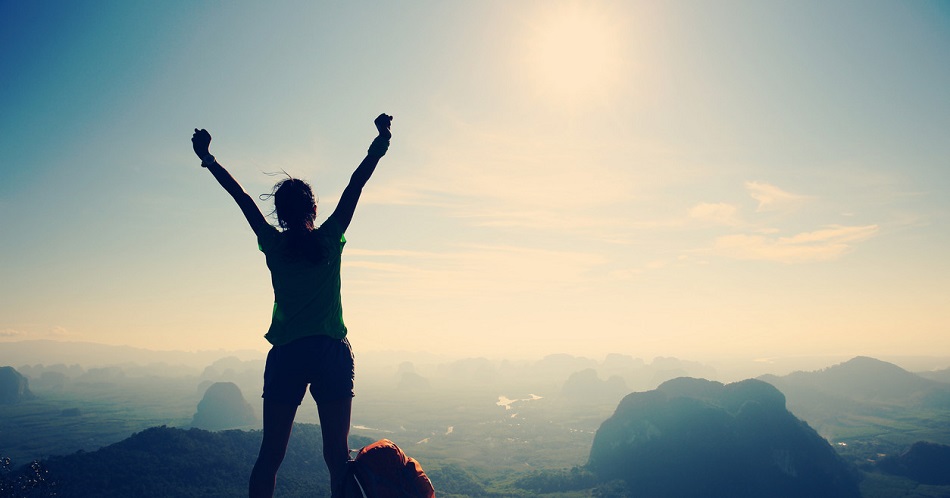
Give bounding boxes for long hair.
[271,178,316,231]
[263,178,327,263]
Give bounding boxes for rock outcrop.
[0,366,34,403]
[191,381,256,430]
[560,368,627,405]
[588,377,860,498]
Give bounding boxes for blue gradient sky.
[1,1,948,360]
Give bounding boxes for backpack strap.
[342,459,368,498]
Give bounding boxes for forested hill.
[2,425,503,498]
[19,425,374,498]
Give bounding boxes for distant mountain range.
[758,356,950,445]
[761,356,950,408]
[0,340,263,372]
[4,354,950,497]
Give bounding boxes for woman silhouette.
[191,114,393,498]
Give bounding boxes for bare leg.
[317,397,353,498]
[249,400,298,498]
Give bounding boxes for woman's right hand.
[192,128,212,159]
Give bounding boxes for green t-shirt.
[256,217,347,346]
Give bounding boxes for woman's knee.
[322,439,348,463]
[258,444,289,466]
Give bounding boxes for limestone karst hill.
[560,368,627,405]
[588,377,861,498]
[191,381,256,430]
[0,366,34,404]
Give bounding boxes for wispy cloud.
[357,184,459,209]
[344,244,606,298]
[689,202,741,226]
[361,114,694,236]
[0,328,24,338]
[0,325,79,340]
[710,224,879,263]
[745,181,808,212]
[49,325,76,337]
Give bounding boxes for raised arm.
[327,114,393,233]
[191,128,268,233]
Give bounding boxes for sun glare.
[523,4,625,106]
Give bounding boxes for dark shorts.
[262,334,355,405]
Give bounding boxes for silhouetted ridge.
[35,425,374,497]
[588,377,860,498]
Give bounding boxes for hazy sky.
[2,1,948,360]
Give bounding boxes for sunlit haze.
[1,1,948,362]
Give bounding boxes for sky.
[1,1,949,361]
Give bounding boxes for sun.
[522,3,626,106]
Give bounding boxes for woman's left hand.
[374,114,393,140]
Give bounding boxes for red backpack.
[345,439,436,498]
